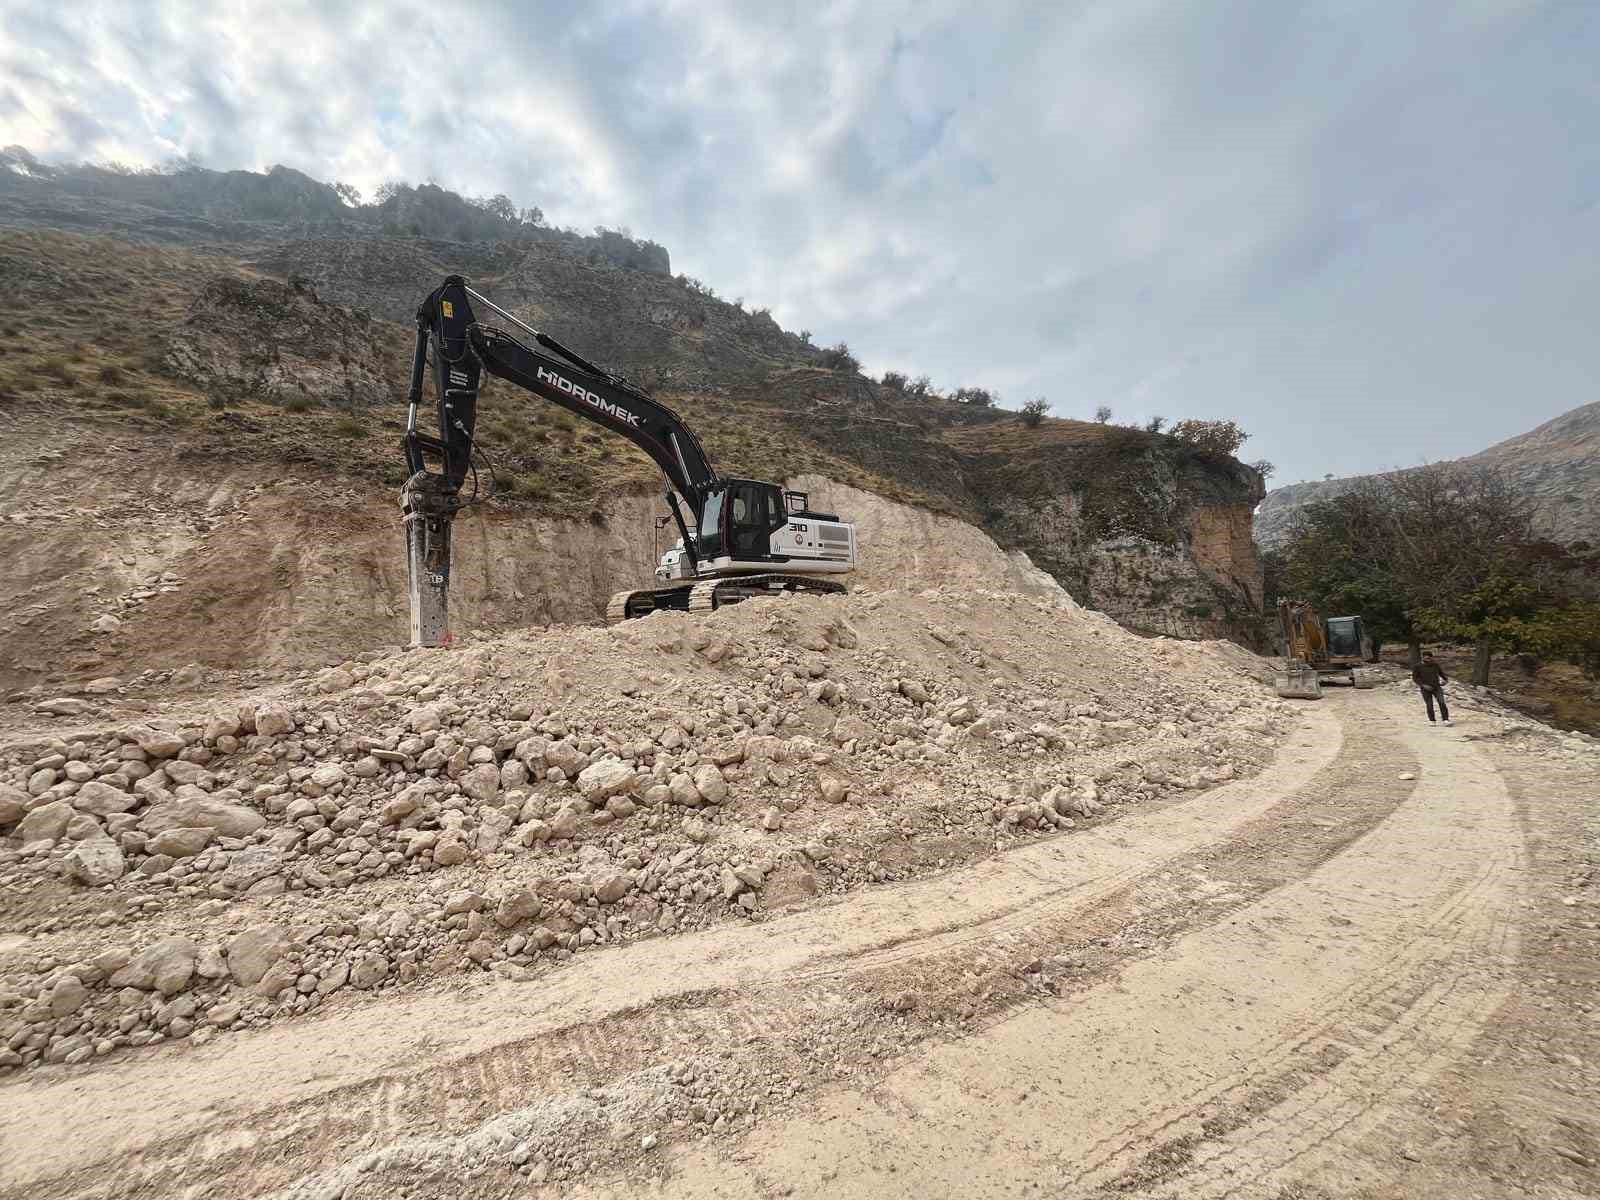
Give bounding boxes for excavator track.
[605,575,847,625]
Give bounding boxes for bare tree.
[1094,405,1113,424]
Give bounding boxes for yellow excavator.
[1274,600,1379,699]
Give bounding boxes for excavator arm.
[402,276,718,645]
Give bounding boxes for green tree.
[1020,397,1050,427]
[1282,486,1417,657]
[1527,601,1600,677]
[1169,418,1248,457]
[1415,575,1543,683]
[1278,464,1544,683]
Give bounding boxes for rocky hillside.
[1255,402,1600,550]
[0,155,1268,694]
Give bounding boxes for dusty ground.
[2,684,1594,1200]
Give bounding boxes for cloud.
[0,0,1596,484]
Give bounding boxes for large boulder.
[72,780,140,817]
[254,704,295,737]
[0,785,30,828]
[494,889,542,927]
[668,773,703,808]
[225,924,289,987]
[15,800,73,847]
[136,730,187,759]
[109,937,197,996]
[544,741,585,777]
[692,764,729,806]
[577,760,637,803]
[148,826,216,858]
[140,797,265,839]
[63,837,126,885]
[459,763,500,803]
[219,847,284,893]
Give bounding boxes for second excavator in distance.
[400,275,857,648]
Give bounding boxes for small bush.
[98,364,125,385]
[953,386,996,407]
[1170,418,1249,457]
[206,393,229,411]
[284,395,314,414]
[881,370,908,392]
[821,342,859,372]
[333,414,365,437]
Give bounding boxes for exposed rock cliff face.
[0,417,1073,693]
[1255,402,1600,550]
[937,425,1268,644]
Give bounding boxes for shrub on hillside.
[953,385,997,407]
[821,342,858,372]
[1170,418,1249,457]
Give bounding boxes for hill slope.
[0,156,1267,692]
[1255,402,1600,550]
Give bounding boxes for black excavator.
[401,276,857,647]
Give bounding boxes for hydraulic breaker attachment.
[402,474,456,648]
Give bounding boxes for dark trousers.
[1420,686,1449,722]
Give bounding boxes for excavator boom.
[401,276,854,647]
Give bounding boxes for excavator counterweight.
[401,277,856,647]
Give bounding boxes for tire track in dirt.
[2,698,1443,1200]
[580,693,1520,1200]
[257,700,1424,1200]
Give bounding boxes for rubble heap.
[1,585,1300,1072]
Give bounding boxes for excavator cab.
[695,480,784,563]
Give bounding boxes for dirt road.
[3,690,1595,1199]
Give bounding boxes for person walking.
[1413,652,1452,726]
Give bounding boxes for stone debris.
[13,583,1586,1079]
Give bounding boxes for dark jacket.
[1413,661,1448,689]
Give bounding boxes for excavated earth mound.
[2,583,1299,1076]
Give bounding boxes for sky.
[1,0,1596,486]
